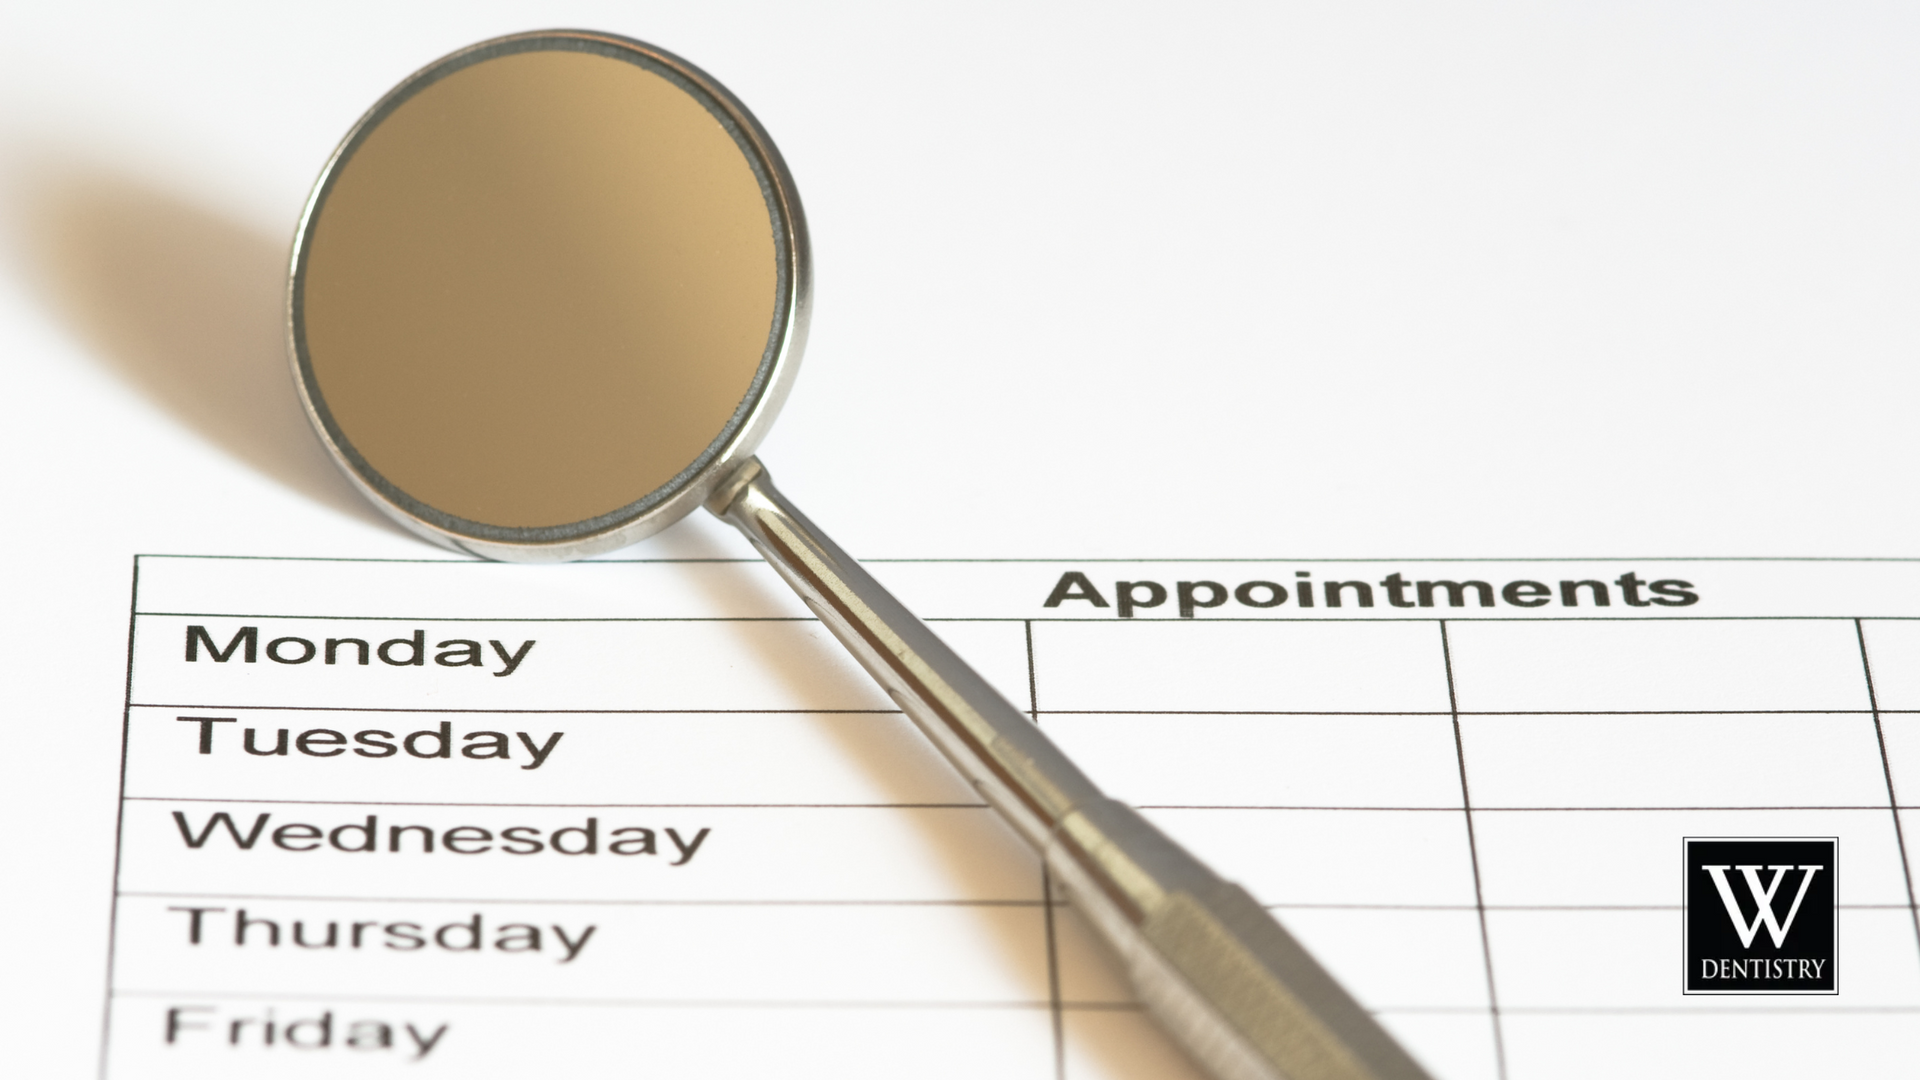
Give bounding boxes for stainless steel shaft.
[707,457,1434,1080]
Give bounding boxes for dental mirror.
[289,30,1432,1080]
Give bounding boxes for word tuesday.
[176,717,564,768]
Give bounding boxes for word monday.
[1044,570,1701,618]
[184,626,535,676]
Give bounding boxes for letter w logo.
[1701,864,1824,948]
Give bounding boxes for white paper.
[5,5,1920,1079]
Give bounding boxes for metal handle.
[706,458,1434,1080]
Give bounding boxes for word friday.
[165,1006,447,1059]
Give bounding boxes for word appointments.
[1043,569,1700,617]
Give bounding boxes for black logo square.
[1684,837,1836,994]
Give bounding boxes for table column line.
[1852,620,1920,962]
[98,556,143,1080]
[1439,620,1509,1080]
[1026,619,1067,1080]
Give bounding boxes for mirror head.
[289,31,809,561]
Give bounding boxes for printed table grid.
[104,557,1920,1080]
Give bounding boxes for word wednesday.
[172,811,711,863]
[184,625,535,675]
[1044,570,1701,618]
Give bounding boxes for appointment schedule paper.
[109,555,1920,1080]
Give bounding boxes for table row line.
[110,993,1497,1080]
[104,992,1920,1080]
[114,801,1920,908]
[127,616,1920,714]
[109,898,1920,1010]
[118,710,1920,810]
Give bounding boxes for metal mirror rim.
[285,29,812,562]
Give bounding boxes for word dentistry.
[1044,570,1701,618]
[1698,957,1829,981]
[185,625,535,675]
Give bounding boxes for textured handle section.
[708,458,1435,1080]
[1045,800,1434,1080]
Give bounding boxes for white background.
[3,3,1919,1075]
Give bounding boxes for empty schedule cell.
[926,620,1035,711]
[1472,809,1910,907]
[1459,713,1891,809]
[1859,620,1920,711]
[1062,1009,1206,1080]
[1031,620,1450,713]
[1489,908,1920,1008]
[1052,904,1488,1011]
[1501,1012,1920,1080]
[1043,714,1463,808]
[1269,908,1491,1009]
[1140,808,1480,906]
[1063,1005,1503,1080]
[1371,1014,1500,1080]
[1053,899,1132,1005]
[1878,716,1920,804]
[1445,620,1870,714]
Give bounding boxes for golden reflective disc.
[298,43,781,531]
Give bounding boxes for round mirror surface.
[292,34,801,549]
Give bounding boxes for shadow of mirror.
[8,156,394,528]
